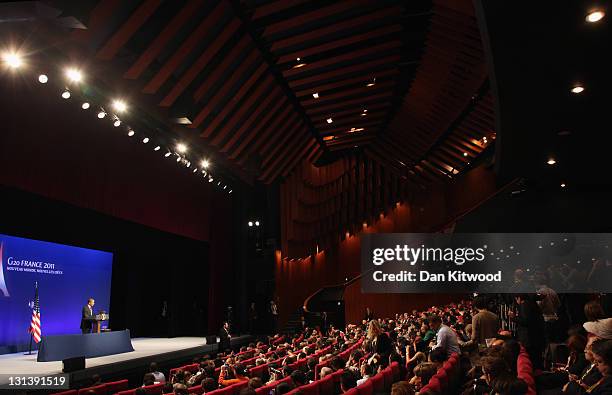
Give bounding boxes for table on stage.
[37,330,134,362]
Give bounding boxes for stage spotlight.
[127,130,135,137]
[2,51,23,69]
[248,221,253,227]
[112,99,127,113]
[61,90,71,99]
[164,152,171,157]
[176,143,187,153]
[38,74,48,83]
[113,119,121,127]
[255,221,260,226]
[65,68,83,83]
[81,102,90,110]
[154,145,160,151]
[142,137,149,144]
[200,159,209,168]
[97,111,106,119]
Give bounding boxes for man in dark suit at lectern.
[81,298,95,334]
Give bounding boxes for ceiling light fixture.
[142,137,149,144]
[81,102,90,110]
[561,183,566,188]
[312,93,319,99]
[154,146,161,151]
[366,77,376,87]
[2,51,23,69]
[463,152,468,157]
[164,152,172,158]
[200,159,210,169]
[127,130,135,137]
[293,57,307,69]
[113,119,121,127]
[571,85,584,94]
[586,10,605,23]
[326,118,333,124]
[61,90,71,99]
[97,110,106,119]
[38,74,48,83]
[176,143,187,153]
[112,99,127,113]
[65,68,83,83]
[547,158,557,165]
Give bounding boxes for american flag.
[28,282,41,343]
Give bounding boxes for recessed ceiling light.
[164,152,172,157]
[463,152,468,157]
[2,51,23,69]
[326,118,333,124]
[571,85,584,94]
[38,74,48,83]
[201,159,210,169]
[127,130,135,137]
[142,137,149,144]
[113,119,121,127]
[366,77,376,87]
[61,90,71,99]
[547,158,557,165]
[112,99,128,113]
[65,68,83,83]
[561,183,566,188]
[81,102,90,110]
[176,143,187,153]
[312,93,319,99]
[154,146,161,151]
[97,111,106,118]
[586,10,605,23]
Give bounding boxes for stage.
[0,335,252,387]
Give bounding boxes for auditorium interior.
[1,1,611,395]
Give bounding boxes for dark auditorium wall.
[0,78,236,335]
[275,163,501,326]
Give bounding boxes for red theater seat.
[382,367,393,389]
[370,373,384,393]
[390,361,400,381]
[297,381,319,395]
[105,380,129,394]
[187,385,203,394]
[318,375,334,395]
[356,379,373,395]
[78,384,107,395]
[342,388,359,395]
[117,383,163,395]
[425,377,442,393]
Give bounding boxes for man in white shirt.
[428,315,460,357]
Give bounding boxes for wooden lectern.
[93,313,110,333]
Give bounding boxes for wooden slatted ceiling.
[246,0,431,151]
[78,0,321,184]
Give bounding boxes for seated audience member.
[490,376,529,395]
[340,370,357,393]
[173,383,189,395]
[357,362,373,386]
[391,381,416,395]
[134,389,147,395]
[471,295,500,345]
[143,373,157,386]
[305,357,317,382]
[584,300,607,324]
[219,364,248,387]
[162,382,173,394]
[239,388,257,395]
[481,356,512,393]
[149,362,166,383]
[538,334,589,390]
[428,347,447,369]
[428,315,460,357]
[587,339,612,391]
[276,382,293,394]
[248,377,263,390]
[319,366,333,379]
[201,377,218,393]
[409,362,437,392]
[291,370,307,387]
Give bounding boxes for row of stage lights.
[1,51,233,195]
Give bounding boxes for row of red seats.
[343,361,401,395]
[418,352,460,394]
[314,339,363,380]
[517,346,537,395]
[52,380,129,395]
